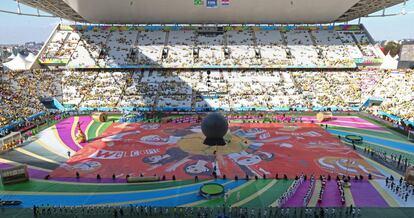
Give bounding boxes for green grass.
[197,179,272,207]
[0,179,203,193]
[242,179,293,208]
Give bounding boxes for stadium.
[0,0,414,217]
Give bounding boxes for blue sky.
[0,0,413,44]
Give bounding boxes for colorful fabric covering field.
[1,114,414,214]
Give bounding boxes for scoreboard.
[398,42,414,69]
[0,165,29,185]
[400,44,414,62]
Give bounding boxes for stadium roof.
[19,0,404,24]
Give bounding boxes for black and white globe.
[201,112,228,146]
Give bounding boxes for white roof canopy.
[380,53,399,70]
[3,53,32,71]
[19,0,405,24]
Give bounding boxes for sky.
[0,0,413,44]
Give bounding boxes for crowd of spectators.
[41,27,383,68]
[369,70,414,122]
[1,26,395,130]
[40,31,80,62]
[0,70,62,130]
[1,69,413,131]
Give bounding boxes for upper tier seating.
[37,26,383,69]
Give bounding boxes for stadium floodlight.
[400,0,414,15]
[16,0,21,14]
[362,0,413,18]
[401,0,407,15]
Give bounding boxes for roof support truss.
[336,0,404,22]
[17,0,86,22]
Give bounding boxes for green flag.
[194,0,204,6]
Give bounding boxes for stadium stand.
[35,24,384,69]
[1,24,413,131]
[1,69,413,130]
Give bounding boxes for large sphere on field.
[201,113,228,145]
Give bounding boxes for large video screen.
[400,44,414,61]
